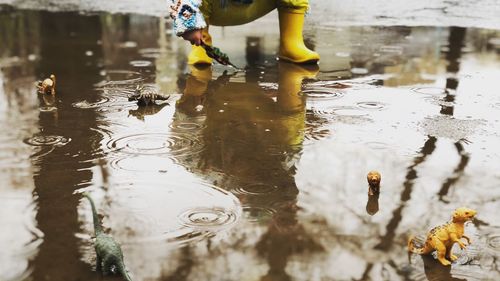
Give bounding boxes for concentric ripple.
[72,97,111,109]
[487,234,500,251]
[242,206,276,223]
[233,183,279,196]
[178,207,238,229]
[379,45,404,54]
[169,122,206,131]
[138,48,165,59]
[300,88,344,100]
[109,155,171,173]
[332,107,369,117]
[411,87,447,96]
[23,135,71,147]
[105,132,204,157]
[80,182,241,245]
[94,70,143,87]
[39,106,57,112]
[356,101,386,110]
[365,141,390,150]
[129,60,153,67]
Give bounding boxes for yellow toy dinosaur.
[408,207,476,266]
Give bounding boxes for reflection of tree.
[30,11,104,280]
[100,13,159,76]
[375,136,437,251]
[438,27,470,202]
[172,61,323,280]
[256,200,324,281]
[0,10,40,58]
[438,142,469,202]
[160,246,194,281]
[440,27,466,117]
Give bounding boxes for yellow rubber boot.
[278,10,320,64]
[187,27,213,65]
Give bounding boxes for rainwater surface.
[1,3,500,281]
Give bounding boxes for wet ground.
[1,3,500,281]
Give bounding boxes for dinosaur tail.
[408,235,432,255]
[116,260,133,281]
[83,193,103,236]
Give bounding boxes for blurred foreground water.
[1,2,500,281]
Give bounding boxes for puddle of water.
[104,132,205,158]
[79,181,241,245]
[1,5,500,281]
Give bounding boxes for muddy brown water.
[1,5,500,281]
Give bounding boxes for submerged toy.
[37,74,56,95]
[128,85,170,106]
[367,171,381,195]
[201,41,239,69]
[83,193,132,280]
[408,207,476,266]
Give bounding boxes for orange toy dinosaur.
[37,74,56,95]
[408,207,476,266]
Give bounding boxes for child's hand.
[182,29,203,46]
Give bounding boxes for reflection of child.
[168,0,319,65]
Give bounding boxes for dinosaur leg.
[445,245,458,262]
[462,234,472,245]
[450,233,466,249]
[434,239,451,266]
[96,254,102,272]
[102,257,114,275]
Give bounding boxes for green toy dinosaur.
[201,41,240,69]
[83,193,132,281]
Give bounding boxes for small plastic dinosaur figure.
[83,193,132,281]
[128,85,170,106]
[367,171,381,195]
[201,41,240,69]
[408,207,476,266]
[37,74,56,95]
